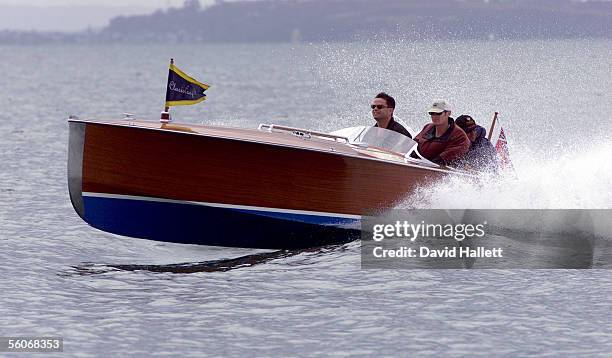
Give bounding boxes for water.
[1,39,612,356]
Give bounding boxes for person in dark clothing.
[371,92,412,139]
[455,114,499,171]
[414,100,470,166]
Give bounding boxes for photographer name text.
[373,246,503,258]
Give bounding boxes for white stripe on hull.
[82,192,363,220]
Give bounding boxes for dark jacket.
[374,117,412,139]
[462,126,499,171]
[414,117,470,165]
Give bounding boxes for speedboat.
[67,117,471,249]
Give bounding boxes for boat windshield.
[330,126,417,156]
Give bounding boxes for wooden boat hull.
[68,119,454,249]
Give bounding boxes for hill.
[99,0,612,42]
[2,0,612,44]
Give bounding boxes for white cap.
[427,99,451,113]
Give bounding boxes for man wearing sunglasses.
[413,99,470,166]
[371,92,412,138]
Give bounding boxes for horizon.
[1,0,611,34]
[0,0,214,32]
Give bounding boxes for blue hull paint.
[82,196,360,249]
[231,208,360,227]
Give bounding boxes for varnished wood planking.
[81,122,443,215]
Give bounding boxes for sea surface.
[1,39,612,356]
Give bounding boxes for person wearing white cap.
[413,99,470,166]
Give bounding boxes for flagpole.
[160,58,174,123]
[487,111,498,142]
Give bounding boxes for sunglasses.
[428,111,446,116]
[371,104,388,110]
[464,125,477,133]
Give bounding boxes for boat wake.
[401,142,612,210]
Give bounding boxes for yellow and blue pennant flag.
[165,60,210,107]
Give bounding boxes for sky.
[2,0,610,32]
[0,0,215,32]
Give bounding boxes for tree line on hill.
[2,0,612,44]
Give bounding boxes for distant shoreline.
[1,36,610,47]
[2,0,611,45]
